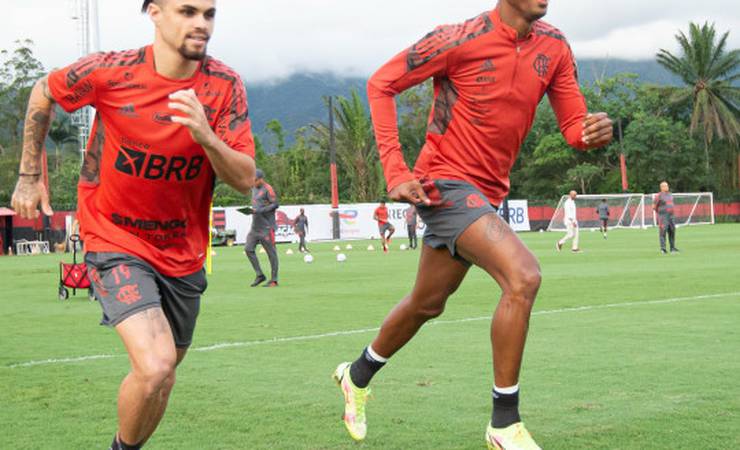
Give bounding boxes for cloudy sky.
[5,0,739,83]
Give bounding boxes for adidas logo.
[480,59,496,72]
[117,104,138,117]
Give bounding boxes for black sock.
[349,347,386,388]
[110,435,142,450]
[491,388,521,428]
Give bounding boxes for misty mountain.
[247,58,678,151]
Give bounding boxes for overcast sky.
[4,0,739,83]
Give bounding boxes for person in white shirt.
[556,190,581,253]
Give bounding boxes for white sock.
[493,384,519,395]
[366,345,388,363]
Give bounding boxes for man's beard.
[178,44,207,61]
[526,10,547,21]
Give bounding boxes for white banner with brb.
[218,200,529,244]
[498,200,531,232]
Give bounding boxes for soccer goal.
[644,192,715,228]
[547,193,646,231]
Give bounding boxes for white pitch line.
[6,291,739,369]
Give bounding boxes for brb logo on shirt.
[114,145,204,181]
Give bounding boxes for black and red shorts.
[86,252,206,348]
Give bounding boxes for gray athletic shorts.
[85,252,207,348]
[417,179,497,265]
[378,222,394,235]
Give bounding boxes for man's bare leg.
[349,245,468,387]
[114,308,179,446]
[135,348,188,446]
[456,213,541,427]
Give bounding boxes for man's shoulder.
[58,47,147,85]
[263,182,277,196]
[532,20,569,44]
[200,56,243,86]
[407,11,495,70]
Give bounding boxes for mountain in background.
[248,58,679,151]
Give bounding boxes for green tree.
[622,113,704,193]
[312,91,382,202]
[566,163,602,194]
[397,81,432,168]
[656,22,740,174]
[0,40,45,149]
[47,111,79,170]
[48,155,81,210]
[265,119,286,153]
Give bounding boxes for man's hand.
[582,112,614,148]
[388,180,432,206]
[169,89,217,148]
[11,177,53,219]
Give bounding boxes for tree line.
[0,22,737,211]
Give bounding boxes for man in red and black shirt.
[11,1,255,448]
[333,1,613,447]
[374,200,395,252]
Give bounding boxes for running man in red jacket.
[333,1,613,448]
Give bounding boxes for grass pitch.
[1,224,739,449]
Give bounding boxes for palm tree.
[312,90,382,202]
[656,22,739,174]
[47,112,78,170]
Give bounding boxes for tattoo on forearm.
[485,214,510,243]
[20,107,51,175]
[81,114,103,184]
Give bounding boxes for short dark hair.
[141,0,154,13]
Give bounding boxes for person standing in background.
[245,169,279,287]
[405,204,418,249]
[596,199,609,239]
[293,208,309,253]
[556,190,581,253]
[654,181,679,254]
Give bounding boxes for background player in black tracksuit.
[654,181,679,254]
[245,169,280,287]
[596,199,609,239]
[405,205,418,249]
[293,208,309,253]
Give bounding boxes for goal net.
[547,193,715,231]
[547,194,645,231]
[643,192,715,227]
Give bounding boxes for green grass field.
[1,224,739,449]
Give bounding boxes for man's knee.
[135,356,177,397]
[505,264,541,302]
[409,285,459,320]
[412,297,447,320]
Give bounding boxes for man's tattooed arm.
[12,75,57,218]
[19,75,55,175]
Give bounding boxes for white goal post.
[547,193,714,231]
[644,192,715,227]
[547,194,646,231]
